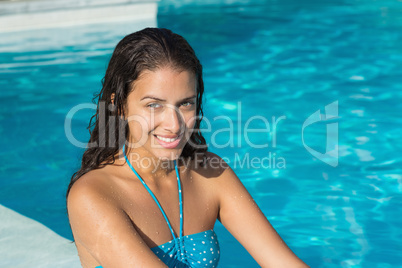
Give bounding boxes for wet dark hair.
[67,28,207,197]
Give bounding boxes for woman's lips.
[154,133,183,149]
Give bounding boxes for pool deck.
[0,0,158,32]
[0,205,81,268]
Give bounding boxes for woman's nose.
[162,105,183,133]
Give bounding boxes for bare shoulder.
[67,167,167,267]
[67,167,121,218]
[68,168,110,200]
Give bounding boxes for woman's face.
[125,67,197,161]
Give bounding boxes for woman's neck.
[122,145,177,181]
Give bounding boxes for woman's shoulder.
[67,165,124,211]
[69,167,111,192]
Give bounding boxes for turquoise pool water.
[1,0,401,267]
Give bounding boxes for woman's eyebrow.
[140,95,196,101]
[182,95,197,101]
[140,96,165,101]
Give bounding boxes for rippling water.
[159,1,402,266]
[0,0,401,267]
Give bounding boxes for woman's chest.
[117,174,219,248]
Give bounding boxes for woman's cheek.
[186,111,197,128]
[126,112,152,145]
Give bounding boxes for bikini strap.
[122,145,183,239]
[175,161,183,238]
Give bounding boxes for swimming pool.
[1,0,401,267]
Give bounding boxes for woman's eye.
[147,103,162,109]
[181,101,194,108]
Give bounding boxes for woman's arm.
[67,175,167,268]
[214,159,309,268]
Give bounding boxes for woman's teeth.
[156,135,179,143]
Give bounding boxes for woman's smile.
[153,133,183,149]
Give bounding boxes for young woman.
[67,28,308,268]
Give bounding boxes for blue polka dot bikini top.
[95,146,220,268]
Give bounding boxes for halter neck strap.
[122,145,183,239]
